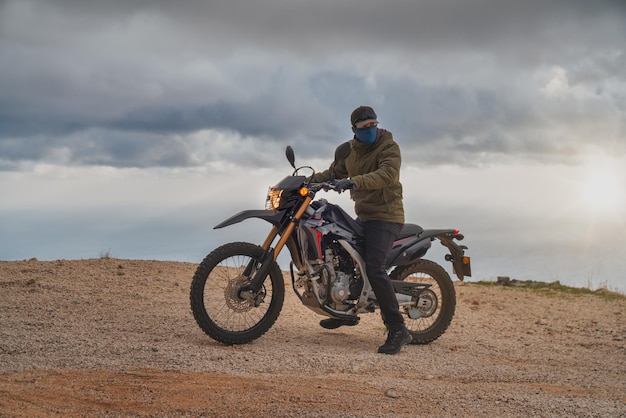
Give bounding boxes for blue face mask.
[352,126,377,144]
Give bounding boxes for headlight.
[266,187,283,210]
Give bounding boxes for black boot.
[378,323,412,354]
[319,317,360,329]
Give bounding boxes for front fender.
[214,209,285,229]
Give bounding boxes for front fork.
[241,195,313,295]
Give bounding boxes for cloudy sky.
[1,0,625,291]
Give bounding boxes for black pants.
[361,220,404,327]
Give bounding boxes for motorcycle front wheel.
[390,259,456,345]
[190,242,285,345]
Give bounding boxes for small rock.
[385,388,400,398]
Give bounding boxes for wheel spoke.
[190,242,285,345]
[203,254,273,332]
[403,273,442,332]
[390,259,456,345]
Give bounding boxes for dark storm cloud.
[29,0,624,55]
[0,0,624,169]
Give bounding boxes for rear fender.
[389,228,471,281]
[422,229,470,281]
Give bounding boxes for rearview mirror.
[285,146,296,168]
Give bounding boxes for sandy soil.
[0,258,625,417]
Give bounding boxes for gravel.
[1,258,625,417]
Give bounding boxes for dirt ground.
[1,258,625,417]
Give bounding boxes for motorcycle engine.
[323,242,362,305]
[330,271,351,303]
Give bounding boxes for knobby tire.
[190,242,285,345]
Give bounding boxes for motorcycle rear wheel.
[390,259,456,345]
[190,242,285,345]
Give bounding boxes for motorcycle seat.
[398,223,423,239]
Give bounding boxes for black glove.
[334,178,355,193]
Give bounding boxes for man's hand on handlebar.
[333,178,355,193]
[308,179,354,193]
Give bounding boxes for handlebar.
[307,181,338,193]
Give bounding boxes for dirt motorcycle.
[190,142,471,345]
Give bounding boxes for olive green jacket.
[312,130,405,224]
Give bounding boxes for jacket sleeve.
[351,141,401,190]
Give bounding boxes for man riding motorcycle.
[310,105,412,355]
